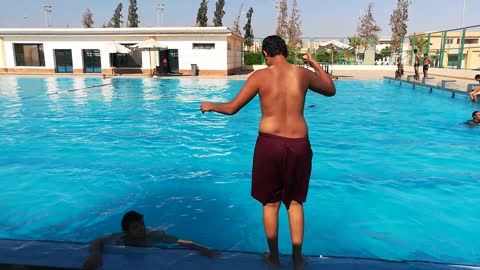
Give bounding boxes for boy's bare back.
[200,50,335,139]
[252,63,317,138]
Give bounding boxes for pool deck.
[0,239,479,270]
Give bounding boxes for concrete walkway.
[1,240,479,270]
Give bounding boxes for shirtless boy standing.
[414,49,420,81]
[201,35,336,269]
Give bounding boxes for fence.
[399,24,480,70]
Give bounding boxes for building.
[402,31,480,69]
[0,27,244,76]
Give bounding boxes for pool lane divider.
[384,77,467,99]
[21,82,115,100]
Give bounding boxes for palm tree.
[348,36,362,63]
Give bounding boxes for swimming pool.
[0,77,479,265]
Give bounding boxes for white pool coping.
[1,239,479,270]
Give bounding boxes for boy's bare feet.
[293,255,306,270]
[262,251,280,268]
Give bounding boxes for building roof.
[0,26,243,40]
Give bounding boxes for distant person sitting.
[465,111,480,127]
[83,211,217,270]
[395,59,404,79]
[468,74,480,103]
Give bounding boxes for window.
[14,44,45,66]
[446,39,453,44]
[83,49,102,73]
[55,49,73,73]
[193,43,215,50]
[111,44,142,68]
[465,39,479,44]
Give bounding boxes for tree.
[243,7,254,50]
[287,0,302,49]
[380,46,392,59]
[348,36,362,62]
[127,0,140,27]
[81,8,94,28]
[348,36,362,49]
[196,0,208,27]
[108,3,123,28]
[232,3,243,35]
[389,0,411,53]
[409,34,429,53]
[356,2,382,47]
[213,0,225,27]
[275,0,288,37]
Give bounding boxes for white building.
[0,27,244,76]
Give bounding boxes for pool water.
[0,77,479,265]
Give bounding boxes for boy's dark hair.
[262,35,288,58]
[475,74,480,81]
[473,111,479,118]
[121,211,143,232]
[414,49,418,53]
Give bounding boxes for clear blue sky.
[0,0,479,38]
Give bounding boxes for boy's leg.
[263,201,281,265]
[287,200,305,268]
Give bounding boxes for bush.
[315,51,330,62]
[244,52,263,65]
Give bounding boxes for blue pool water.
[0,77,479,265]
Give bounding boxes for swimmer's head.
[262,35,288,61]
[121,211,146,238]
[475,74,480,81]
[472,111,480,120]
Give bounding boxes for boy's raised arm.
[83,234,117,270]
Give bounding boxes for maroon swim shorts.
[251,132,313,205]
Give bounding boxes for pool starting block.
[441,80,456,88]
[422,77,436,85]
[407,75,416,82]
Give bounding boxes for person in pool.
[465,111,480,127]
[83,211,217,270]
[200,35,336,270]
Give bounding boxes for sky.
[0,0,479,38]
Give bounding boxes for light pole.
[155,3,165,26]
[461,0,466,27]
[275,1,282,19]
[43,5,52,27]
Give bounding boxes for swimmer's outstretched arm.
[150,230,218,257]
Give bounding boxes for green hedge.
[244,52,263,65]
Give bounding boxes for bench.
[407,75,416,82]
[422,77,435,85]
[467,84,480,93]
[441,79,456,88]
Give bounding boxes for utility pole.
[155,3,165,26]
[43,5,52,27]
